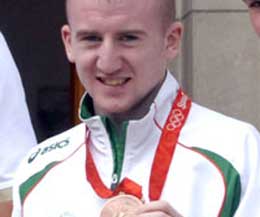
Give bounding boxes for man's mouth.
[98,77,130,86]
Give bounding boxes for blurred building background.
[0,0,259,142]
[172,0,260,130]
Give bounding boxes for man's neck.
[94,75,165,131]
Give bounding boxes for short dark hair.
[160,0,176,24]
[65,0,176,25]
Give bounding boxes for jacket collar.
[79,71,180,187]
[79,71,179,126]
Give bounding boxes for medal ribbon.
[86,89,191,201]
[149,89,191,200]
[86,131,143,199]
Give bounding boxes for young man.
[243,0,260,36]
[12,0,260,216]
[0,32,36,217]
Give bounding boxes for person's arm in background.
[0,32,37,217]
[0,189,12,217]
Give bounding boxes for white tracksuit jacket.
[12,73,260,217]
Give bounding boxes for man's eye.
[249,1,260,8]
[83,35,102,42]
[119,35,139,42]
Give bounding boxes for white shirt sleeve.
[0,32,37,190]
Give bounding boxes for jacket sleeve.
[234,125,260,216]
[11,159,24,217]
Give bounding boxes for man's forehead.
[69,0,143,6]
[87,0,127,7]
[91,0,139,9]
[68,0,158,10]
[95,0,124,4]
[66,0,166,25]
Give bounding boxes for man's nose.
[96,41,123,74]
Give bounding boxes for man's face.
[62,0,182,118]
[244,0,260,36]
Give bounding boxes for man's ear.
[164,21,183,60]
[61,25,75,63]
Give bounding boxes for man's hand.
[131,200,183,217]
[0,188,13,217]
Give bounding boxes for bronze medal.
[100,194,143,217]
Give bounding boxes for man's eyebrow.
[75,30,147,39]
[243,0,254,4]
[117,30,147,36]
[75,30,100,39]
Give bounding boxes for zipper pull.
[111,173,118,190]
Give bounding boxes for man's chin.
[95,105,129,117]
[102,108,129,117]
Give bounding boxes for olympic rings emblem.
[177,95,188,110]
[166,108,185,131]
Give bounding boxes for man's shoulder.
[15,123,86,182]
[190,102,255,130]
[185,102,260,148]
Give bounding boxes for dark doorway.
[0,0,73,142]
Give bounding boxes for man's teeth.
[101,78,127,86]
